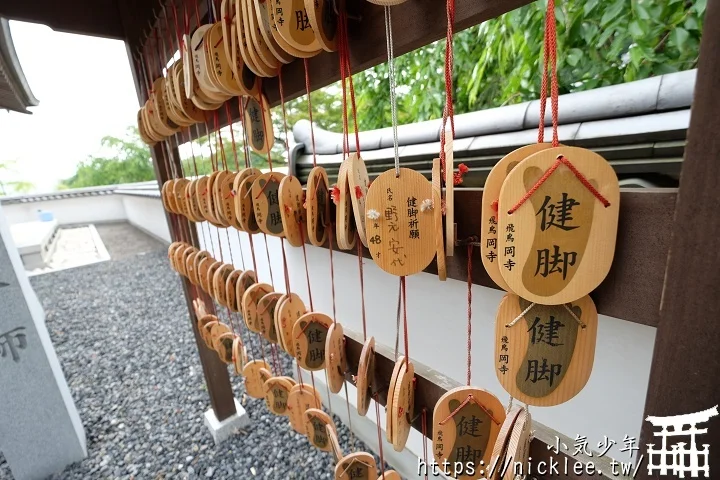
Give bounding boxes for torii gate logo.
[646,405,718,477]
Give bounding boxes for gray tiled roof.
[291,70,695,188]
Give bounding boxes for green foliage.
[59,127,154,189]
[344,0,704,130]
[0,160,34,195]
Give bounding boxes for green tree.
[59,127,154,189]
[292,0,706,131]
[0,160,34,195]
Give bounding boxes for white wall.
[3,196,126,226]
[199,222,656,462]
[121,196,172,243]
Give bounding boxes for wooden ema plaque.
[204,261,222,296]
[335,452,378,480]
[293,312,333,371]
[433,387,505,480]
[198,315,217,349]
[303,408,335,452]
[192,252,212,286]
[502,408,532,480]
[265,0,319,58]
[167,242,181,272]
[225,269,242,312]
[240,0,276,77]
[176,245,194,277]
[244,96,274,154]
[277,293,306,356]
[232,336,248,374]
[209,322,232,352]
[213,263,234,307]
[216,332,235,364]
[252,0,295,65]
[273,294,289,351]
[495,293,598,406]
[212,171,233,227]
[481,144,553,291]
[304,0,337,52]
[243,359,272,399]
[236,270,258,309]
[336,158,357,250]
[190,25,215,96]
[385,356,405,443]
[185,251,199,283]
[207,22,239,95]
[230,24,261,97]
[264,376,295,415]
[162,180,176,213]
[252,172,286,236]
[498,146,620,304]
[288,383,322,435]
[236,172,262,233]
[390,360,415,452]
[347,153,371,248]
[244,0,281,72]
[186,180,205,223]
[242,283,274,333]
[432,159,446,281]
[327,425,343,463]
[306,167,330,247]
[279,175,307,247]
[218,171,242,229]
[258,292,283,343]
[488,405,522,480]
[365,168,436,276]
[325,322,347,394]
[173,179,190,218]
[356,336,376,417]
[274,0,322,53]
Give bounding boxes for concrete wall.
[198,221,656,463]
[3,195,126,226]
[121,195,172,243]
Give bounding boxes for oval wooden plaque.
[347,153,371,248]
[277,293,306,356]
[377,471,401,480]
[279,175,307,247]
[232,336,248,375]
[356,336,375,417]
[264,376,294,415]
[489,405,522,480]
[274,0,322,53]
[292,312,332,371]
[226,269,243,312]
[252,172,286,236]
[302,408,335,452]
[236,270,258,309]
[304,0,337,52]
[335,452,377,480]
[481,144,553,291]
[209,322,232,352]
[502,408,532,480]
[325,322,347,394]
[216,332,235,364]
[433,386,506,480]
[198,315,218,348]
[336,158,357,250]
[244,96,274,154]
[365,168,436,276]
[243,359,272,398]
[236,173,262,234]
[494,293,598,406]
[390,360,415,452]
[213,263,234,307]
[306,166,330,246]
[204,261,222,296]
[242,282,274,333]
[288,383,322,435]
[258,292,283,343]
[497,146,620,304]
[327,425,343,464]
[385,356,405,443]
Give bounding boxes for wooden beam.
[123,40,237,422]
[312,188,675,327]
[0,0,125,39]
[636,0,720,475]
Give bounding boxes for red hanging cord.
[466,244,473,386]
[303,59,318,168]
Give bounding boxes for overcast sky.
[0,21,140,193]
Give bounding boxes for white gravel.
[0,239,391,479]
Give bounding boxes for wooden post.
[125,43,237,422]
[637,0,720,476]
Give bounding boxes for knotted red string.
[507,155,611,215]
[538,0,559,146]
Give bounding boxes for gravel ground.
[0,229,391,480]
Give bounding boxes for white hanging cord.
[384,6,400,177]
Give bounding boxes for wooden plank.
[343,328,617,480]
[0,0,125,39]
[124,42,238,422]
[636,0,720,475]
[313,189,675,327]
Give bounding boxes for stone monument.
[0,205,87,479]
